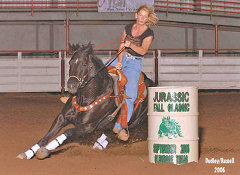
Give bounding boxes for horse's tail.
[143,72,155,87]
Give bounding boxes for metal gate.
[157,50,240,89]
[0,52,61,92]
[1,50,240,93]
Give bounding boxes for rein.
[77,46,125,89]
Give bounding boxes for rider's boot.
[113,127,129,141]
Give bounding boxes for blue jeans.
[109,52,143,130]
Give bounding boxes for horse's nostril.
[68,77,77,86]
[67,83,73,89]
[67,77,80,94]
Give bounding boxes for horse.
[17,42,154,160]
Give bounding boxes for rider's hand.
[116,62,122,70]
[124,40,131,48]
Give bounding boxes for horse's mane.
[72,43,108,77]
[71,43,93,54]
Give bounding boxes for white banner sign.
[98,0,154,12]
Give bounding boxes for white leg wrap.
[25,144,40,159]
[56,134,67,144]
[97,133,107,143]
[46,140,59,151]
[93,134,109,150]
[46,134,67,151]
[101,140,109,149]
[93,142,103,150]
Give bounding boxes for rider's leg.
[113,55,142,126]
[113,57,142,140]
[123,58,142,124]
[110,54,142,131]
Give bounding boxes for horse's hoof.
[16,153,27,159]
[36,147,50,160]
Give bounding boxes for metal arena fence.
[0,49,240,93]
[0,0,240,18]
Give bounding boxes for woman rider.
[111,5,158,141]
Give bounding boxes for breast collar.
[72,89,113,112]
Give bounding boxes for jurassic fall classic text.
[153,91,190,113]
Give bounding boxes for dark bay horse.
[17,43,154,160]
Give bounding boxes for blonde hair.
[137,5,158,26]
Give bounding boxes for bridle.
[68,74,87,89]
[68,47,125,89]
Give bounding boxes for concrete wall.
[1,23,240,52]
[1,11,240,51]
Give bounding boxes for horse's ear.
[86,42,94,55]
[69,43,78,54]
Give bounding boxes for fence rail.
[1,0,240,18]
[155,0,240,19]
[0,49,240,92]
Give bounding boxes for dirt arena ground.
[0,92,239,175]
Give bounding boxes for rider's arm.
[125,36,153,56]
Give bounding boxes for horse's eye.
[83,63,87,66]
